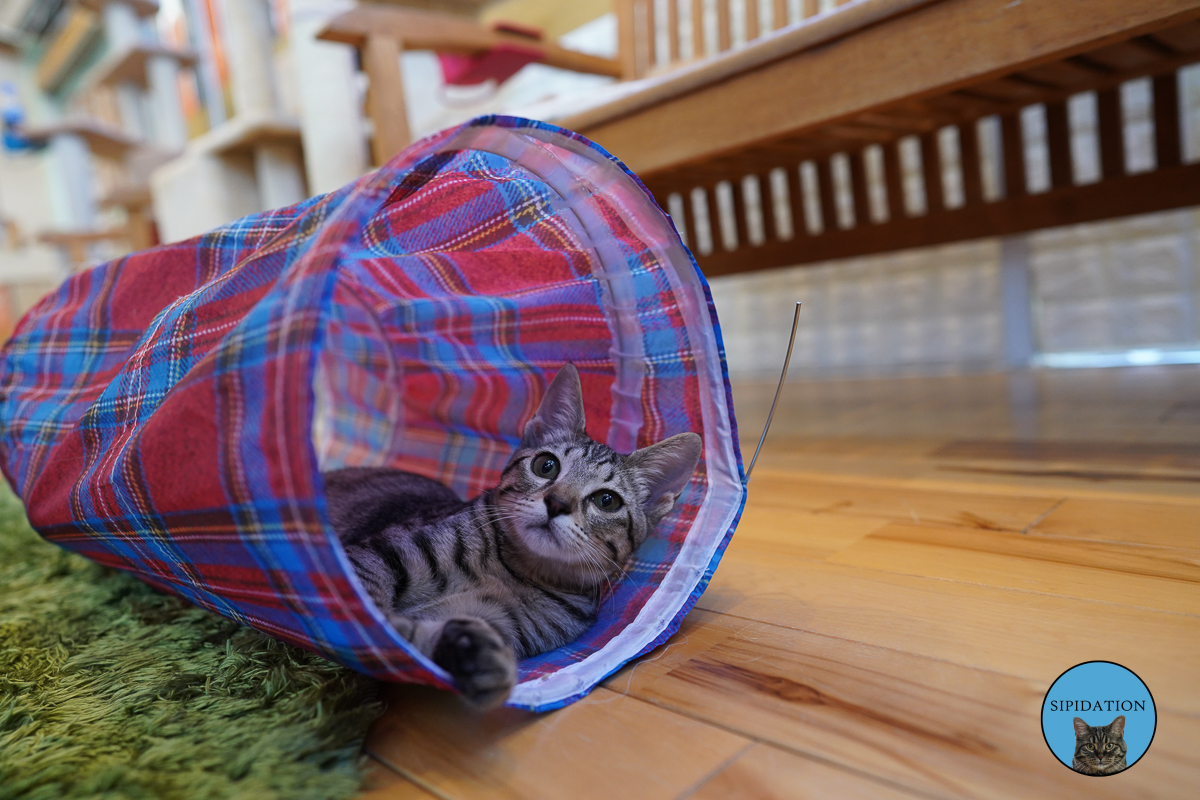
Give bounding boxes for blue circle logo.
[1041,661,1156,776]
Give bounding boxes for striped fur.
[324,365,702,707]
[1072,716,1128,775]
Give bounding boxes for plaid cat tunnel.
[0,117,746,710]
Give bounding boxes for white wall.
[710,207,1200,380]
[709,65,1200,380]
[1031,209,1200,353]
[710,240,1005,380]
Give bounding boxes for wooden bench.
[557,0,1200,278]
[312,0,1200,280]
[317,5,622,165]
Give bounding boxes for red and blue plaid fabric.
[0,117,746,710]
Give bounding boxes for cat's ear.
[1108,715,1125,737]
[522,364,586,448]
[1073,718,1090,739]
[628,432,702,525]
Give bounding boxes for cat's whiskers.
[564,542,613,605]
[566,538,629,610]
[593,545,631,588]
[472,500,526,527]
[456,509,515,534]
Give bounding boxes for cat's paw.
[432,617,517,709]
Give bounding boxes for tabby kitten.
[323,364,702,708]
[1072,716,1128,775]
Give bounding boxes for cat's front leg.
[432,617,518,709]
[386,611,517,709]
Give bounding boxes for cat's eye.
[531,453,560,480]
[590,491,623,512]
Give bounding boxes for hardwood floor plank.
[358,755,410,792]
[748,473,1063,532]
[358,757,443,800]
[824,522,1200,615]
[687,743,926,800]
[728,504,889,561]
[730,368,1200,447]
[933,463,1200,488]
[1140,713,1200,789]
[697,556,1200,715]
[365,684,748,800]
[357,367,1200,800]
[606,610,1195,799]
[750,461,1200,503]
[1029,497,1200,550]
[930,440,1200,471]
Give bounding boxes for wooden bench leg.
[882,141,905,222]
[1154,71,1182,169]
[848,150,870,226]
[959,122,984,207]
[773,0,789,30]
[786,164,807,236]
[1000,112,1026,199]
[1045,100,1073,189]
[1096,87,1126,180]
[756,172,779,243]
[920,133,944,214]
[815,158,839,233]
[731,177,751,248]
[363,35,411,166]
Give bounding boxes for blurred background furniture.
[17,0,195,267]
[5,0,1200,374]
[566,0,1200,279]
[318,3,621,165]
[23,117,160,260]
[148,0,308,242]
[313,0,1200,374]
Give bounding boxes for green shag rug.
[0,485,383,800]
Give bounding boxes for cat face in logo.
[494,364,701,586]
[1072,716,1128,775]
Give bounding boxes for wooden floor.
[358,366,1200,800]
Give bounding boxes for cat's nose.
[544,494,572,518]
